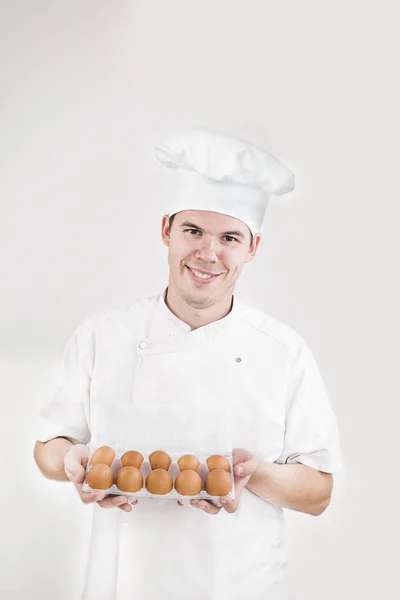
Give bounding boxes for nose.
[195,235,218,262]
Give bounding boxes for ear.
[161,214,171,247]
[245,234,261,264]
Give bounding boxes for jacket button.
[139,341,147,349]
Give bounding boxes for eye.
[223,235,238,243]
[184,228,201,235]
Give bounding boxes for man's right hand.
[64,444,136,513]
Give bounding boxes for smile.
[186,266,222,284]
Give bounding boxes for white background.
[1,1,399,598]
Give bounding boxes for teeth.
[192,269,212,279]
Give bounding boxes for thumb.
[64,459,81,482]
[234,456,259,478]
[74,465,86,485]
[64,446,89,482]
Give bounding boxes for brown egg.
[116,466,143,493]
[206,454,230,473]
[145,469,173,495]
[175,470,202,496]
[86,464,114,490]
[120,450,144,470]
[177,454,200,472]
[205,468,232,496]
[148,450,172,471]
[90,446,115,467]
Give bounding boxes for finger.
[118,503,133,512]
[190,500,221,515]
[64,447,89,481]
[78,488,105,504]
[232,448,253,466]
[71,475,103,503]
[234,456,259,478]
[220,496,238,514]
[74,465,86,485]
[64,462,82,483]
[117,497,138,512]
[97,495,129,509]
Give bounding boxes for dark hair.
[168,214,254,247]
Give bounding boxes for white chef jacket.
[36,289,342,600]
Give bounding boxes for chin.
[182,290,217,309]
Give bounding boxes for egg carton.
[82,448,236,504]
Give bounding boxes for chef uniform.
[36,128,342,600]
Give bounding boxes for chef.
[34,127,342,600]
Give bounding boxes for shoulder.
[237,300,308,360]
[72,292,160,338]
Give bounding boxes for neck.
[164,282,234,330]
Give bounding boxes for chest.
[89,328,290,460]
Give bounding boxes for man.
[34,128,341,600]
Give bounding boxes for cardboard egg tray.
[82,448,236,502]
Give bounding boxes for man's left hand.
[188,448,260,515]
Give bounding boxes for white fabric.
[36,290,341,600]
[154,127,295,235]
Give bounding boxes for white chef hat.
[154,127,295,235]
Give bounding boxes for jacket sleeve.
[275,338,342,473]
[35,322,94,445]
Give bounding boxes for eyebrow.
[179,221,245,239]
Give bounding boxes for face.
[161,210,261,310]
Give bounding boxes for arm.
[33,438,135,512]
[34,324,134,512]
[246,461,333,516]
[191,450,332,516]
[34,437,73,481]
